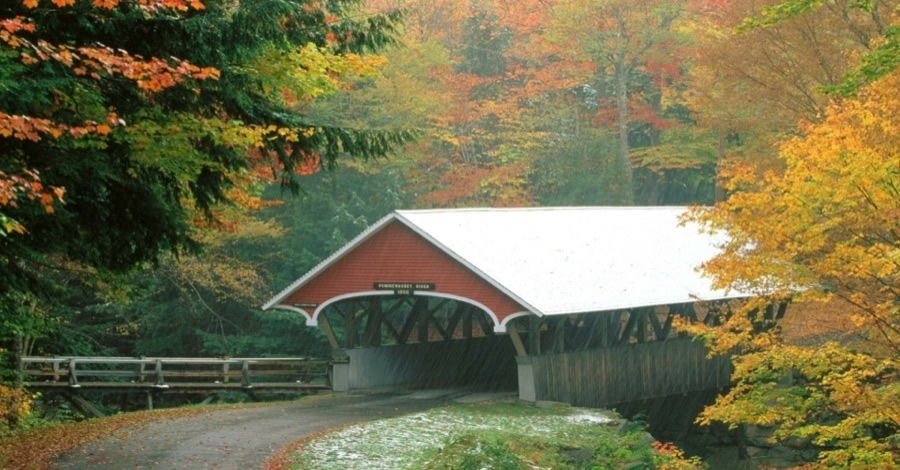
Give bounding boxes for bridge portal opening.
[319,295,517,392]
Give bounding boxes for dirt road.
[51,390,463,469]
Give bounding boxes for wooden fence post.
[68,358,79,387]
[241,360,251,388]
[52,359,60,383]
[154,359,166,387]
[138,357,146,384]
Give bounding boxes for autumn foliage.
[0,0,403,432]
[686,70,899,467]
[0,384,31,431]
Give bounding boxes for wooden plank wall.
[530,337,731,408]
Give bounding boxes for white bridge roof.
[394,207,748,316]
[264,206,750,317]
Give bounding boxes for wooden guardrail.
[20,356,332,391]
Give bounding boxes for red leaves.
[295,152,321,176]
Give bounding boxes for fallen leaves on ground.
[0,401,297,470]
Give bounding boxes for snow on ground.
[298,404,618,469]
[567,413,614,424]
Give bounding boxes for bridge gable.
[278,220,528,327]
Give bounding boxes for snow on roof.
[396,207,748,315]
[264,207,750,316]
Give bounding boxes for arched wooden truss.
[505,300,789,357]
[314,294,788,356]
[315,295,501,350]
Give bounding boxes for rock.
[562,447,593,463]
[534,400,570,409]
[746,446,767,458]
[638,431,657,446]
[784,436,811,449]
[799,448,819,462]
[745,424,777,448]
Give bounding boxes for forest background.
[0,0,896,467]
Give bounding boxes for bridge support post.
[331,352,350,392]
[516,356,536,403]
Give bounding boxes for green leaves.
[737,0,898,97]
[826,25,900,96]
[736,0,825,31]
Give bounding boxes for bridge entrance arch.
[314,293,516,391]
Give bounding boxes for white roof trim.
[306,290,505,332]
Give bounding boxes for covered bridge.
[263,207,761,407]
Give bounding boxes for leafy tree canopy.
[0,0,405,325]
[686,69,899,468]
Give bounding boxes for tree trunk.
[735,424,751,460]
[643,85,663,205]
[615,65,634,204]
[715,128,726,203]
[12,334,24,388]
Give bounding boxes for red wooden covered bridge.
[263,207,778,407]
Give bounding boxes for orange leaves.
[0,17,35,48]
[0,111,123,142]
[0,169,65,233]
[22,0,206,11]
[416,160,534,208]
[53,44,220,92]
[295,151,321,176]
[2,15,218,94]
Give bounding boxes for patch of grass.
[287,401,674,470]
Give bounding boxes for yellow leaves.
[691,70,900,349]
[0,385,32,430]
[253,43,387,106]
[685,71,900,467]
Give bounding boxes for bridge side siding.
[528,338,731,408]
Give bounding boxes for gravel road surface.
[51,390,467,469]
